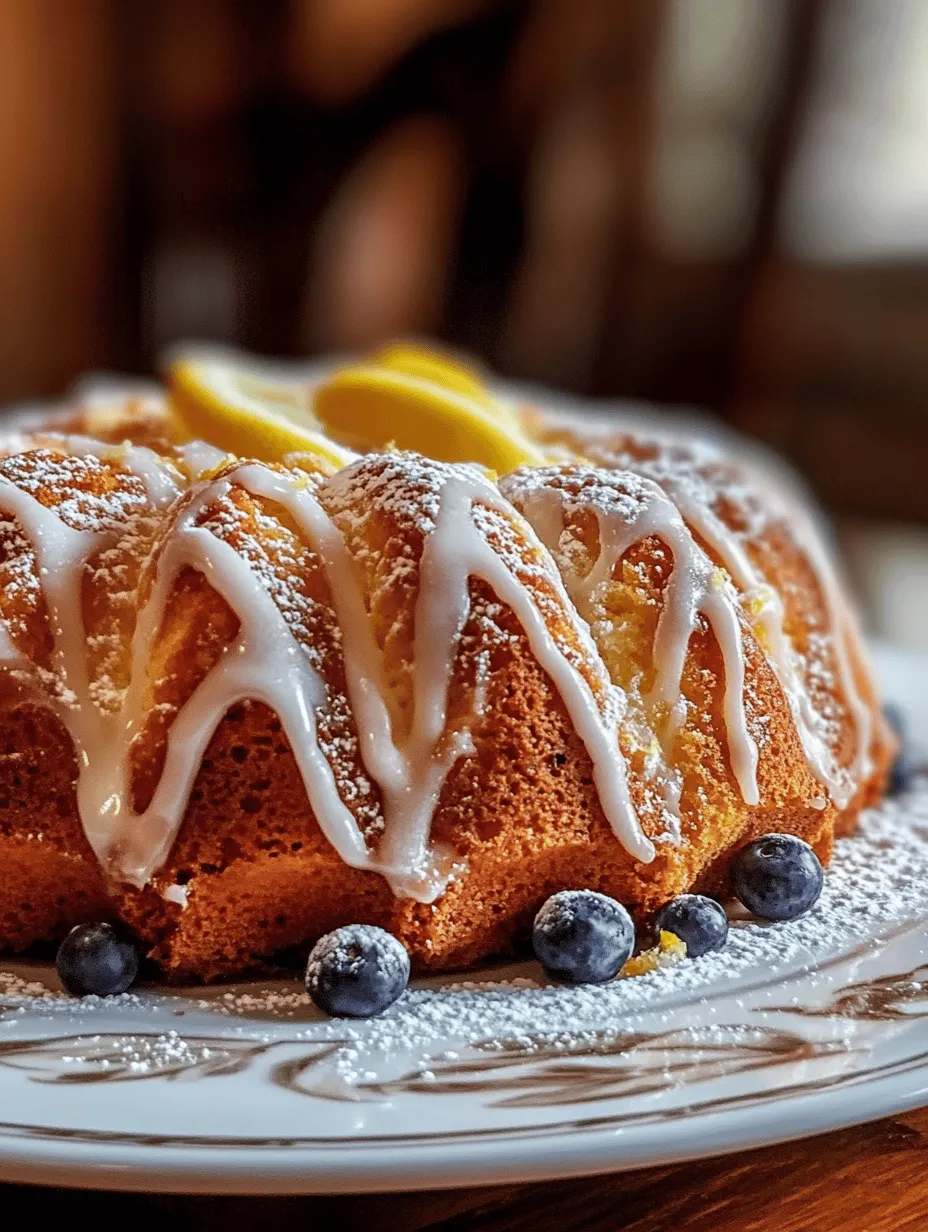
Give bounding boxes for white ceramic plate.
[1,643,928,1195]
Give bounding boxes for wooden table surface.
[7,1104,928,1230]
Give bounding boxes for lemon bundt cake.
[0,348,894,981]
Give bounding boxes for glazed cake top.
[0,376,877,900]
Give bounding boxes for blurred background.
[0,0,926,642]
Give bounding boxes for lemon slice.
[169,354,355,473]
[314,363,548,472]
[373,341,494,407]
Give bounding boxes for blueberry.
[306,925,410,1018]
[890,750,913,796]
[884,703,906,741]
[55,923,139,997]
[654,894,729,958]
[884,704,913,796]
[731,833,824,921]
[532,890,635,984]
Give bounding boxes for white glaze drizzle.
[0,447,654,903]
[522,406,877,808]
[1,432,183,514]
[206,463,650,882]
[0,450,181,865]
[653,471,867,808]
[503,468,760,807]
[397,469,653,867]
[172,439,229,480]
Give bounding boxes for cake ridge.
[501,463,761,814]
[0,440,657,903]
[515,412,875,808]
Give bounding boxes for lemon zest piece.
[620,930,687,978]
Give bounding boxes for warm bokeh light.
[0,0,925,561]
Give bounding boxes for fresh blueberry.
[889,750,914,796]
[55,923,139,997]
[884,704,913,796]
[532,890,635,984]
[731,833,824,921]
[306,924,410,1018]
[884,703,906,741]
[654,894,729,958]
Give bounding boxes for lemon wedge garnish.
[314,363,547,472]
[166,343,550,475]
[169,354,355,474]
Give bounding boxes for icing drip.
[232,463,652,883]
[20,432,182,509]
[628,449,868,807]
[521,409,874,808]
[406,470,654,867]
[0,447,654,903]
[0,451,181,863]
[173,439,229,480]
[503,468,760,808]
[110,475,374,884]
[658,477,865,808]
[246,460,653,881]
[228,464,469,898]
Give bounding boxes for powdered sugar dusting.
[502,462,765,830]
[194,476,382,835]
[521,408,873,808]
[306,785,928,1078]
[0,449,164,586]
[306,923,410,986]
[4,784,928,1087]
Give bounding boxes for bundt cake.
[0,349,894,982]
